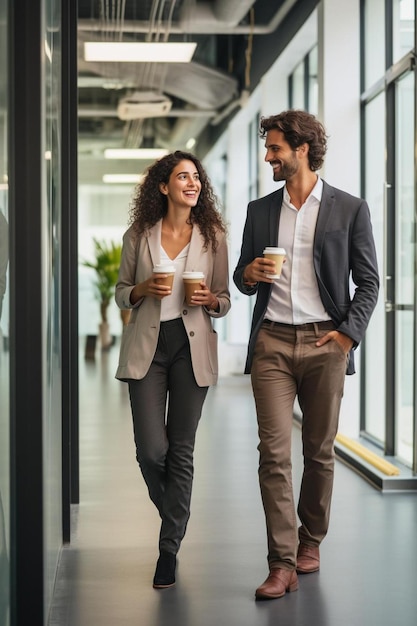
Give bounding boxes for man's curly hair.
[129,150,226,251]
[259,110,328,171]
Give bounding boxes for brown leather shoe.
[255,568,298,600]
[296,543,320,574]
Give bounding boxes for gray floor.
[49,346,417,626]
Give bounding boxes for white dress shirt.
[264,176,331,324]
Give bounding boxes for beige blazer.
[115,220,231,387]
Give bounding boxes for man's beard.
[272,154,298,181]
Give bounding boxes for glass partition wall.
[0,0,9,621]
[8,0,75,621]
[44,0,64,607]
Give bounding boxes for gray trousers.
[251,320,347,570]
[128,318,208,555]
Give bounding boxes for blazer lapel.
[313,181,340,318]
[147,221,205,270]
[146,220,162,267]
[314,180,335,262]
[185,225,205,271]
[270,188,284,246]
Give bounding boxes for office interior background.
[1,0,417,623]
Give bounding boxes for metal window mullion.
[413,0,417,474]
[384,79,396,457]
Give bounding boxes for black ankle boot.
[153,551,177,589]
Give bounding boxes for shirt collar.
[310,176,323,202]
[283,176,323,205]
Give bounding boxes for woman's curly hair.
[259,110,328,171]
[129,150,226,251]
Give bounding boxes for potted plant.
[82,238,122,350]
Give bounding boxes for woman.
[115,151,230,589]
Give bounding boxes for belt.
[262,319,335,331]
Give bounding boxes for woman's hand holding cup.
[147,263,176,300]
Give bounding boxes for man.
[233,110,379,601]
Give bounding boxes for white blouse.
[160,243,189,321]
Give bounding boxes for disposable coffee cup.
[153,263,176,288]
[182,271,204,305]
[263,247,286,279]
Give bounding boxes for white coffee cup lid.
[263,247,286,254]
[182,271,204,279]
[153,263,175,273]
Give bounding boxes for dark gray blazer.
[233,180,380,375]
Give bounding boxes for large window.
[362,0,416,472]
[393,0,415,63]
[363,93,385,444]
[288,46,318,115]
[394,70,415,465]
[364,0,385,89]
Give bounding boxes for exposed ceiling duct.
[77,0,303,177]
[78,0,298,35]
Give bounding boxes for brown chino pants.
[251,320,348,570]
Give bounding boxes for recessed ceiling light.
[102,174,143,184]
[84,42,197,63]
[104,149,168,160]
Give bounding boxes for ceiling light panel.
[104,149,168,160]
[102,174,143,184]
[84,42,197,63]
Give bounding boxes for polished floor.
[49,346,417,626]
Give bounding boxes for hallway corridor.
[49,346,417,626]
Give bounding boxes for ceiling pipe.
[210,88,250,126]
[184,0,256,29]
[78,106,217,118]
[78,0,298,35]
[157,114,213,149]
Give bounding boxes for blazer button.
[189,331,195,337]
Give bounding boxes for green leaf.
[80,238,122,320]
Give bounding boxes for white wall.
[318,0,361,194]
[317,0,362,436]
